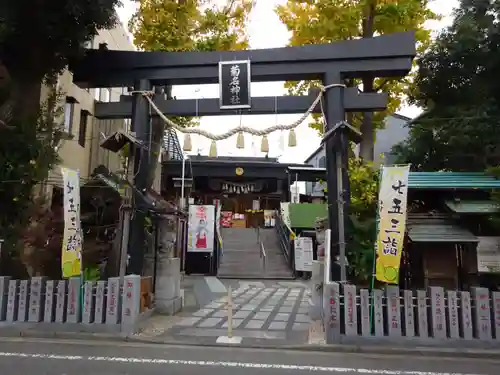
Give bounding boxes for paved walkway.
[137,279,311,346]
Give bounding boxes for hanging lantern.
[183,134,192,151]
[288,129,297,147]
[261,135,269,153]
[209,140,217,157]
[236,131,245,149]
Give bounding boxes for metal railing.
[260,241,267,275]
[255,226,267,274]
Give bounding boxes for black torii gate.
[72,31,415,277]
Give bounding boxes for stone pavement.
[136,279,312,346]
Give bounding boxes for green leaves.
[395,0,500,173]
[129,0,253,128]
[0,0,119,81]
[276,0,437,161]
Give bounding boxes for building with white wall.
[304,113,411,195]
[38,24,135,201]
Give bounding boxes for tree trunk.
[359,1,376,162]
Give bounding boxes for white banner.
[294,236,313,272]
[187,205,215,253]
[61,167,83,278]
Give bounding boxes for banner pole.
[369,165,383,334]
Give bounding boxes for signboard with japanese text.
[375,165,410,284]
[187,205,215,253]
[294,237,313,272]
[219,60,251,109]
[61,167,83,278]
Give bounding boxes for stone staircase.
[217,228,293,279]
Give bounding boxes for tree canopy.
[275,0,438,161]
[393,0,500,172]
[130,0,252,53]
[0,0,119,112]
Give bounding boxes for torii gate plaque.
[72,31,416,278]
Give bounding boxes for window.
[78,110,89,147]
[94,88,100,101]
[63,99,74,134]
[318,156,326,168]
[100,88,110,102]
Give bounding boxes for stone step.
[218,228,293,279]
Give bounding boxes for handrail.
[255,225,266,274]
[260,241,267,274]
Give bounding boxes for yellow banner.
[375,165,410,284]
[61,167,82,278]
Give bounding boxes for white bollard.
[216,284,241,344]
[227,286,233,339]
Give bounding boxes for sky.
[116,0,459,164]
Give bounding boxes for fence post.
[106,277,120,325]
[0,276,10,321]
[82,281,95,324]
[6,280,18,322]
[471,287,492,340]
[360,289,370,336]
[403,289,415,337]
[385,286,401,337]
[323,282,341,344]
[94,281,106,324]
[343,284,357,336]
[17,280,29,322]
[372,289,384,337]
[429,286,446,339]
[28,277,46,322]
[460,291,473,340]
[447,290,460,339]
[55,280,68,323]
[416,290,428,338]
[44,281,56,323]
[492,291,500,340]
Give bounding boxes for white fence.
[0,275,147,333]
[322,283,500,343]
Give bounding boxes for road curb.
[2,329,500,360]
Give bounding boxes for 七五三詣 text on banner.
[61,167,83,278]
[375,165,410,284]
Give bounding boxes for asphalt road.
[0,337,498,375]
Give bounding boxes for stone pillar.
[372,289,384,337]
[106,277,121,325]
[359,289,370,336]
[309,260,324,321]
[44,280,56,323]
[343,284,357,336]
[447,291,460,339]
[492,291,500,340]
[0,276,10,321]
[94,281,106,324]
[122,274,141,328]
[429,286,446,339]
[55,280,67,323]
[66,277,82,323]
[416,290,428,338]
[6,280,19,322]
[471,287,492,340]
[403,289,415,338]
[460,291,473,339]
[155,257,183,315]
[385,286,401,337]
[323,282,341,343]
[82,281,95,324]
[17,280,29,322]
[28,277,46,322]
